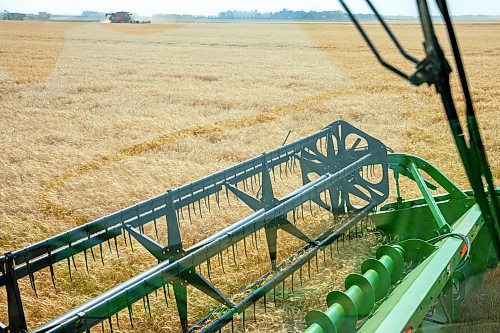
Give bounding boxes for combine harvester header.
[2,121,391,332]
[0,0,498,332]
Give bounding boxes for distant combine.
[105,11,150,24]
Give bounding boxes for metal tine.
[307,260,311,278]
[254,232,259,252]
[219,252,225,274]
[128,231,134,253]
[180,206,185,221]
[282,279,285,298]
[207,258,212,281]
[243,237,248,258]
[162,283,169,307]
[187,203,193,224]
[126,291,134,328]
[142,296,147,315]
[175,207,180,224]
[68,240,77,269]
[251,231,256,249]
[114,237,119,258]
[206,194,211,214]
[46,245,57,288]
[119,216,128,247]
[99,243,105,265]
[315,254,319,273]
[192,201,197,217]
[67,256,73,281]
[271,165,276,182]
[242,309,246,332]
[249,174,255,194]
[108,316,114,333]
[105,227,113,254]
[301,203,305,220]
[198,199,203,218]
[115,312,120,329]
[127,304,134,328]
[101,321,105,333]
[84,248,90,273]
[25,256,38,296]
[323,248,327,266]
[225,185,231,206]
[87,232,97,260]
[253,300,257,322]
[145,293,152,318]
[291,272,294,293]
[232,244,237,266]
[153,220,160,241]
[278,163,283,179]
[215,190,221,209]
[263,293,267,313]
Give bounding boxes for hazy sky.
[1,0,499,16]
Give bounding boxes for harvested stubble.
[0,20,498,332]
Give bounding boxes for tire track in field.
[37,21,425,228]
[38,87,355,226]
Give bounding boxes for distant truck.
[2,10,51,20]
[105,12,150,24]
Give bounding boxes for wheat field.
[0,20,498,332]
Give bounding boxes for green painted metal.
[408,161,450,232]
[373,154,478,240]
[358,204,483,332]
[303,152,497,332]
[304,245,405,333]
[388,154,467,201]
